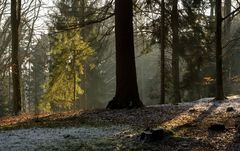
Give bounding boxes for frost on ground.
[1,97,240,151]
[0,125,133,151]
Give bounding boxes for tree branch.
[222,6,240,21]
[49,13,114,34]
[223,36,240,49]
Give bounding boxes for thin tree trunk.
[79,0,87,110]
[210,0,214,18]
[223,0,232,85]
[28,56,31,112]
[160,0,165,104]
[171,0,181,103]
[73,49,76,103]
[84,67,87,109]
[215,0,225,100]
[81,62,87,109]
[8,46,12,113]
[33,67,38,114]
[106,0,143,109]
[11,0,22,115]
[223,0,231,36]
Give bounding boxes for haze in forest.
[0,0,240,116]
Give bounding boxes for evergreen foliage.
[40,29,94,112]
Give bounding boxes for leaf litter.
[0,96,240,150]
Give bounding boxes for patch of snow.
[150,97,240,114]
[189,97,240,113]
[0,125,130,151]
[227,95,240,99]
[148,103,174,108]
[194,97,214,103]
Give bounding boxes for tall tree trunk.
[215,0,225,100]
[223,0,231,36]
[28,57,31,112]
[8,47,12,112]
[160,0,165,104]
[223,0,232,83]
[106,0,144,109]
[11,0,22,115]
[9,66,12,111]
[209,0,215,32]
[171,0,181,103]
[210,0,214,18]
[73,48,76,103]
[33,67,38,114]
[79,0,87,109]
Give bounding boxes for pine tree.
[11,0,22,115]
[215,0,225,100]
[106,0,144,109]
[171,0,181,103]
[160,0,166,104]
[40,29,94,111]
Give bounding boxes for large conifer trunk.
[11,0,22,115]
[106,0,143,109]
[160,0,166,104]
[215,0,224,100]
[171,0,181,103]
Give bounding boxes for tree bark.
[209,0,214,18]
[171,0,181,103]
[215,0,225,100]
[106,0,144,109]
[160,0,165,104]
[73,48,76,103]
[223,0,232,82]
[33,66,38,114]
[223,0,231,35]
[11,0,22,115]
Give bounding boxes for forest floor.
[0,97,240,151]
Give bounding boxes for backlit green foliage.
[40,29,94,112]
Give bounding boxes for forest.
[0,0,240,150]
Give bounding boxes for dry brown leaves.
[0,99,240,150]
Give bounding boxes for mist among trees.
[0,0,239,115]
[1,0,240,150]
